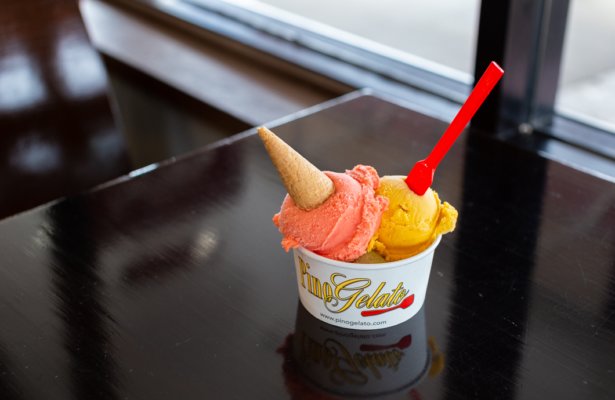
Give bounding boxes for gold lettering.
[373,293,390,308]
[299,257,309,288]
[332,274,371,313]
[310,275,323,299]
[323,282,333,305]
[391,288,408,305]
[302,270,409,313]
[388,283,405,306]
[355,294,369,309]
[365,282,386,308]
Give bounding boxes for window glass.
[229,0,479,80]
[556,0,615,133]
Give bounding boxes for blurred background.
[254,0,615,132]
[1,0,614,220]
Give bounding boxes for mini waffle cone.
[258,126,334,210]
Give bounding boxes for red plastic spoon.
[406,61,504,195]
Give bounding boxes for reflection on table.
[279,304,446,399]
[0,94,612,399]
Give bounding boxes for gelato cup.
[293,236,441,330]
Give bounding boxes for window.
[115,0,614,175]
[556,0,615,134]
[221,0,479,78]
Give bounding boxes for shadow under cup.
[293,236,441,330]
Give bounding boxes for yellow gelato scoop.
[370,175,458,261]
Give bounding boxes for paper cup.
[293,236,441,330]
[290,303,430,398]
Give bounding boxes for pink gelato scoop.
[273,165,389,262]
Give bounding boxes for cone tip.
[256,126,334,210]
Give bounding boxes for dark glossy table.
[0,93,614,400]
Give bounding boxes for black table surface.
[0,93,614,400]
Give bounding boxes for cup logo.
[298,256,413,316]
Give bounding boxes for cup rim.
[296,235,442,271]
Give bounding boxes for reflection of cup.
[293,236,440,330]
[288,303,430,398]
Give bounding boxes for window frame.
[107,0,615,176]
[473,0,615,163]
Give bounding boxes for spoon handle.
[426,61,504,169]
